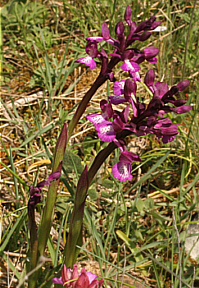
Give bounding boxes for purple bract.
[28,171,61,207]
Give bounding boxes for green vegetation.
[0,0,199,287]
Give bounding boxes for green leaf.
[144,198,154,210]
[116,230,145,264]
[88,188,98,200]
[0,209,27,252]
[102,179,114,189]
[150,211,171,223]
[136,199,145,213]
[63,150,84,174]
[101,190,110,198]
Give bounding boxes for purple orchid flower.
[75,40,101,69]
[143,46,159,63]
[28,171,61,207]
[109,78,137,106]
[95,121,116,142]
[86,99,114,127]
[152,118,179,143]
[75,5,161,81]
[100,6,160,76]
[87,99,129,144]
[89,73,191,142]
[112,150,141,181]
[52,264,104,288]
[112,80,125,95]
[86,69,191,181]
[144,69,192,116]
[120,59,140,74]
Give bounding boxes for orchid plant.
[27,5,191,287]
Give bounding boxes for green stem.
[64,202,85,268]
[88,142,117,185]
[64,166,88,267]
[64,143,117,267]
[37,178,61,256]
[67,58,120,139]
[38,124,67,257]
[28,206,39,288]
[67,74,107,138]
[28,125,67,287]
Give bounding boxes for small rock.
[185,213,199,262]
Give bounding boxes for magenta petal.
[37,180,51,188]
[124,79,137,97]
[113,80,125,95]
[112,162,132,181]
[108,96,126,105]
[121,60,140,72]
[108,72,115,81]
[154,82,169,98]
[174,105,192,114]
[131,99,138,117]
[100,99,114,118]
[52,276,63,285]
[119,151,141,163]
[96,121,116,142]
[173,99,186,106]
[161,126,178,135]
[116,21,125,36]
[101,22,111,40]
[75,56,96,69]
[151,21,162,30]
[76,271,89,288]
[123,50,134,60]
[122,105,130,123]
[129,71,141,82]
[86,272,97,284]
[144,69,155,87]
[29,186,39,196]
[72,264,79,281]
[113,139,127,152]
[143,46,159,58]
[120,61,131,71]
[47,171,61,181]
[106,38,117,45]
[86,36,103,42]
[62,264,72,285]
[89,279,104,288]
[147,57,157,64]
[110,52,121,59]
[139,32,151,41]
[52,264,104,288]
[177,80,190,92]
[162,134,177,143]
[86,114,106,125]
[112,115,125,132]
[124,5,132,23]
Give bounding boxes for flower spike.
[87,69,191,180]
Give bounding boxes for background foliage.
[0,0,199,287]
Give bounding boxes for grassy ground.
[1,0,199,287]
